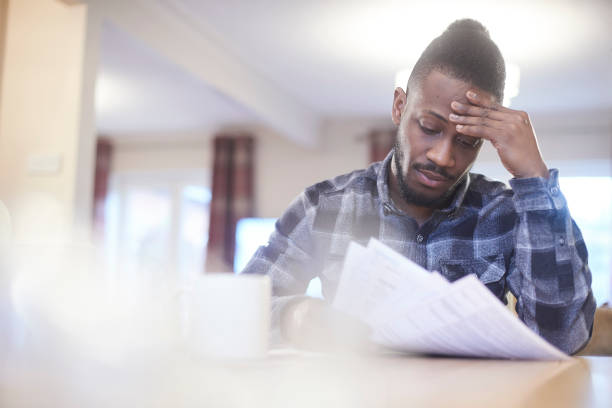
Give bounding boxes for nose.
[425,137,455,169]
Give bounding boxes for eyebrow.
[424,109,448,124]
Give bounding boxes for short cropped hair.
[408,19,506,103]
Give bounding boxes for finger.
[466,91,533,127]
[465,90,510,112]
[449,113,505,130]
[451,101,507,121]
[455,124,499,141]
[453,101,533,131]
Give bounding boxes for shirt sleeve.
[507,169,596,354]
[241,190,319,337]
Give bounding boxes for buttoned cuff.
[510,169,566,212]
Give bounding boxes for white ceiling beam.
[87,0,319,148]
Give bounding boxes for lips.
[416,169,450,188]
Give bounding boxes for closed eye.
[456,135,481,149]
[418,123,440,136]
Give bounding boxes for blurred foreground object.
[281,298,373,353]
[181,273,271,359]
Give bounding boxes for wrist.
[514,163,549,179]
[281,298,326,343]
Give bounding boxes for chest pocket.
[439,254,507,298]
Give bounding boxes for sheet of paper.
[331,241,368,314]
[372,275,568,360]
[333,239,444,325]
[367,271,449,328]
[332,239,568,360]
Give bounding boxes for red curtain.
[205,134,255,273]
[92,137,113,236]
[369,129,395,163]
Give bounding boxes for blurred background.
[0,0,610,311]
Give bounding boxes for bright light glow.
[95,73,125,116]
[394,68,411,90]
[311,1,592,71]
[503,63,520,107]
[234,218,277,273]
[183,185,212,204]
[560,177,612,305]
[95,72,148,119]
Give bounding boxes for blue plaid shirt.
[243,152,596,354]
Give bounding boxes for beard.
[392,139,465,209]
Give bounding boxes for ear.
[391,87,407,126]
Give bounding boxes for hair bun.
[445,19,490,38]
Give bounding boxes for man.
[243,19,595,355]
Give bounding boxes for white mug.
[179,273,271,359]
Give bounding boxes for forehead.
[409,70,489,111]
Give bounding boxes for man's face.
[391,70,488,208]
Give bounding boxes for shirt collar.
[377,150,471,215]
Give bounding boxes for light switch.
[27,153,63,175]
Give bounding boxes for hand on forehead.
[446,80,549,179]
[409,70,495,114]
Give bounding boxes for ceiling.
[95,0,612,139]
[96,21,255,137]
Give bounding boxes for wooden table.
[2,344,610,408]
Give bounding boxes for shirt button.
[550,186,559,195]
[416,234,424,243]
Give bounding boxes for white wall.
[112,137,212,174]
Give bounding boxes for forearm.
[508,169,596,354]
[243,246,313,336]
[241,194,320,340]
[279,296,372,351]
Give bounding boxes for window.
[234,217,322,298]
[104,170,211,294]
[560,177,612,305]
[234,217,276,274]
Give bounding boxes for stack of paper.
[332,239,568,360]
